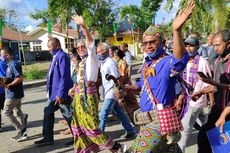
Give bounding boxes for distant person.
[68,47,78,76]
[190,32,200,40]
[120,43,132,79]
[59,48,81,136]
[1,47,28,142]
[203,33,218,70]
[34,37,73,146]
[0,55,7,132]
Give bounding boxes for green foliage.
[0,8,18,29]
[24,66,46,80]
[30,10,57,28]
[119,0,163,32]
[82,0,116,39]
[165,0,230,35]
[43,0,115,39]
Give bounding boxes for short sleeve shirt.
[136,53,189,112]
[5,60,24,99]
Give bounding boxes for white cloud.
[0,0,22,9]
[23,25,34,32]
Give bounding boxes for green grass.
[22,62,50,80]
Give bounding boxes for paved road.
[0,64,200,153]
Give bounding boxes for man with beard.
[197,29,230,153]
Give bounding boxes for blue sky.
[0,0,180,31]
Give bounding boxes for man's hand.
[191,91,203,101]
[175,95,184,110]
[172,0,195,31]
[198,72,215,85]
[68,88,75,98]
[216,115,226,133]
[54,96,65,105]
[0,83,9,89]
[224,53,230,61]
[72,15,86,27]
[114,86,127,100]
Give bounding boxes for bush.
[24,66,46,80]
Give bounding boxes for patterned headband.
[143,25,163,40]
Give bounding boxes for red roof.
[52,28,78,38]
[2,26,39,42]
[52,28,99,38]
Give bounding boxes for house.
[27,25,84,52]
[2,26,40,61]
[106,17,143,57]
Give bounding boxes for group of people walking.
[1,0,230,153]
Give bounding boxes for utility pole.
[0,17,2,49]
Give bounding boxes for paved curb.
[23,79,46,89]
[22,62,143,89]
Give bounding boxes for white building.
[27,26,78,52]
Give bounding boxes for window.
[65,38,74,49]
[117,37,123,41]
[33,46,42,51]
[33,41,41,45]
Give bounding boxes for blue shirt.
[5,60,24,99]
[0,60,7,94]
[136,53,189,112]
[198,46,209,59]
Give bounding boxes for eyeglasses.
[77,45,85,49]
[142,40,158,46]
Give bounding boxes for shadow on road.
[22,98,47,105]
[11,137,73,153]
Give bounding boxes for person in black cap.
[177,36,214,152]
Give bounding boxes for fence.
[20,51,52,63]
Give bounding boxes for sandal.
[61,128,71,135]
[59,119,68,125]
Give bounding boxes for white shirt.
[123,50,132,66]
[100,57,120,99]
[188,56,212,108]
[77,40,99,83]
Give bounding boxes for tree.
[30,9,57,28]
[119,0,163,32]
[46,0,115,40]
[0,8,18,29]
[165,0,230,36]
[82,0,116,39]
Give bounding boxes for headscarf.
[143,25,164,40]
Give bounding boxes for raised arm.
[172,0,195,59]
[72,15,93,46]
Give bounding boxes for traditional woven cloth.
[71,59,114,153]
[127,126,182,153]
[143,25,163,40]
[182,53,200,88]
